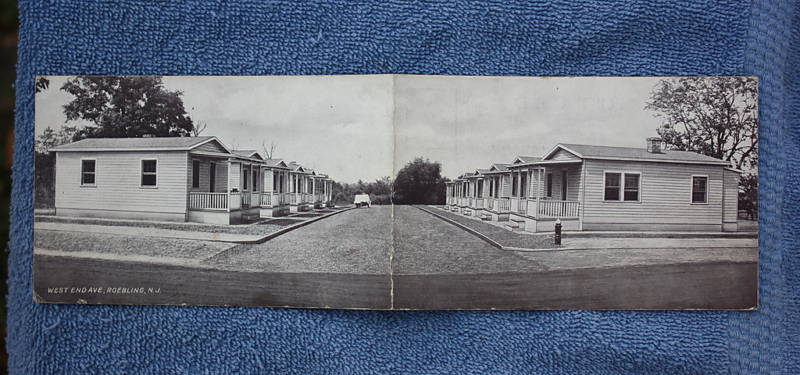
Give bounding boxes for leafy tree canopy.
[393,158,448,204]
[646,77,758,171]
[61,76,195,139]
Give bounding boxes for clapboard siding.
[520,165,582,200]
[195,139,227,153]
[500,174,512,197]
[187,157,230,193]
[723,169,739,223]
[582,159,724,225]
[263,169,275,192]
[548,148,581,162]
[55,151,188,214]
[229,162,241,191]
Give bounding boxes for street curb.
[414,206,505,249]
[241,207,355,244]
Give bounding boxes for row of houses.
[445,137,741,233]
[49,136,335,225]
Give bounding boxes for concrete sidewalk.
[35,222,265,243]
[560,237,758,251]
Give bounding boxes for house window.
[623,174,640,201]
[192,160,200,188]
[253,170,258,191]
[141,160,157,187]
[604,172,621,200]
[546,173,553,197]
[81,159,96,185]
[692,176,708,203]
[604,172,640,201]
[243,168,249,190]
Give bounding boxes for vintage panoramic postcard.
[32,75,759,310]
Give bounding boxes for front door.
[561,170,568,200]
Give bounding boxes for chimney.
[646,137,663,153]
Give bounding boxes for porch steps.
[506,217,526,231]
[479,214,491,221]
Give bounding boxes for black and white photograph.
[33,75,759,310]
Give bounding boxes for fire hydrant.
[554,219,562,246]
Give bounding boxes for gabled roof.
[465,168,490,178]
[511,156,540,165]
[486,163,510,173]
[286,162,306,172]
[544,143,730,165]
[51,136,229,153]
[233,149,264,160]
[263,158,289,169]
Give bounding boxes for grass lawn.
[423,206,554,249]
[392,205,547,274]
[35,230,234,259]
[35,215,287,235]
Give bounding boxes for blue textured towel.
[9,1,798,374]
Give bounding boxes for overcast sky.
[393,75,663,178]
[36,75,666,182]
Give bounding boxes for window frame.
[690,175,709,204]
[603,170,641,202]
[80,158,97,187]
[140,158,158,188]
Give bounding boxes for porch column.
[535,167,542,219]
[226,159,232,213]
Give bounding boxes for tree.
[191,121,207,136]
[393,158,447,204]
[35,77,50,93]
[645,77,758,171]
[35,125,79,154]
[646,77,759,220]
[261,140,277,159]
[61,76,195,139]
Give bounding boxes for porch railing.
[260,192,272,206]
[518,198,528,214]
[241,192,252,207]
[538,200,580,218]
[289,193,298,204]
[498,197,511,212]
[475,198,484,209]
[188,192,228,210]
[260,192,283,207]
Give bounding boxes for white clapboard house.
[50,136,334,225]
[446,137,741,232]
